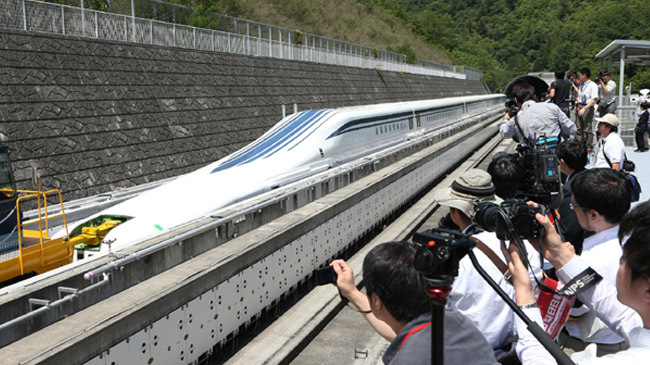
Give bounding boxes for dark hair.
[640,101,650,110]
[571,168,631,224]
[619,201,650,281]
[555,140,587,172]
[363,241,430,321]
[512,82,536,103]
[555,69,566,79]
[579,67,591,78]
[488,154,523,199]
[602,71,611,77]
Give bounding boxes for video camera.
[412,229,475,286]
[493,137,563,209]
[516,138,563,208]
[474,199,545,241]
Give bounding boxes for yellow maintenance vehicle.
[0,146,119,285]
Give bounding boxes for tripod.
[414,228,575,365]
[423,279,453,365]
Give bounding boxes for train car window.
[416,113,421,127]
[408,117,413,129]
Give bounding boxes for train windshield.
[0,147,16,201]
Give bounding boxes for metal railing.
[1,0,483,80]
[616,105,637,147]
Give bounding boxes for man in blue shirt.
[500,82,576,144]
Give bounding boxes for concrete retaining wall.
[0,29,489,202]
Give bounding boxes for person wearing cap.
[597,71,617,116]
[593,114,625,171]
[433,169,542,356]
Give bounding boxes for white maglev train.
[61,94,503,256]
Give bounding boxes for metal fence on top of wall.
[0,0,483,80]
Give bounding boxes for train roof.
[329,93,503,114]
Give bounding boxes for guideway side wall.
[0,29,489,202]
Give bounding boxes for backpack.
[603,147,642,202]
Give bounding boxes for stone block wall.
[0,29,490,202]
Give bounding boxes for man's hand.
[330,259,358,300]
[502,241,535,305]
[535,213,575,269]
[578,107,585,116]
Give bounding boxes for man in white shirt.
[575,68,599,150]
[593,114,625,171]
[559,168,632,355]
[433,169,542,353]
[507,200,650,365]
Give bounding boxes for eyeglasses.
[570,202,589,211]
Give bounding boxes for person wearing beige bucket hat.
[434,169,499,221]
[432,168,543,357]
[593,113,625,171]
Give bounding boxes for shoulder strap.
[601,139,613,168]
[513,114,530,145]
[472,238,511,282]
[601,139,627,168]
[400,322,431,348]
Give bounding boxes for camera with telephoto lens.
[412,229,475,286]
[474,199,545,241]
[505,99,519,118]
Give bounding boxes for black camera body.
[412,229,475,286]
[516,140,563,209]
[475,199,545,241]
[505,99,519,118]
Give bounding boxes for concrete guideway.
[228,132,516,365]
[0,111,503,364]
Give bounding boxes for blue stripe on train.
[210,110,328,173]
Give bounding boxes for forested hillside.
[378,0,650,91]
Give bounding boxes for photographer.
[575,68,599,150]
[597,71,617,116]
[505,200,650,364]
[558,168,631,355]
[329,242,497,364]
[500,82,576,143]
[593,114,625,171]
[634,101,649,152]
[546,69,573,118]
[555,140,590,254]
[488,153,524,200]
[434,169,543,353]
